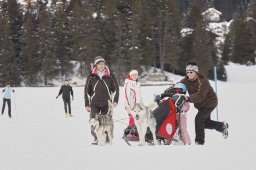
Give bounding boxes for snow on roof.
[202,8,222,16]
[180,28,194,37]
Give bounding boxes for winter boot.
[164,139,172,145]
[195,141,204,145]
[123,126,132,137]
[222,122,229,139]
[91,138,98,145]
[65,113,69,118]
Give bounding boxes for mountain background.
[0,0,256,86]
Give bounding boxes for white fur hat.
[129,70,138,76]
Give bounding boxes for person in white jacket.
[123,70,142,138]
[1,82,15,118]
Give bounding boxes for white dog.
[147,101,158,111]
[90,101,114,145]
[130,103,158,146]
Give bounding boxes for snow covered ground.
[0,63,255,170]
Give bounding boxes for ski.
[123,136,139,146]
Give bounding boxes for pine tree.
[37,4,58,85]
[4,0,23,85]
[52,3,73,79]
[189,2,213,76]
[214,0,234,21]
[138,0,157,71]
[82,0,105,66]
[222,33,233,65]
[21,3,40,86]
[128,0,142,71]
[0,8,17,86]
[66,0,90,77]
[106,0,132,83]
[191,20,213,76]
[165,0,182,73]
[231,12,255,64]
[247,0,256,64]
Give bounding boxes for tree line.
[0,0,255,86]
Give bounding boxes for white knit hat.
[94,56,105,65]
[129,70,138,76]
[186,62,199,72]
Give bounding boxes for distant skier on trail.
[1,82,15,118]
[56,80,74,117]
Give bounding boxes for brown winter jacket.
[180,73,217,109]
[84,66,119,107]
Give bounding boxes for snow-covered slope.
[0,64,255,170]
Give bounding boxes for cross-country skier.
[56,80,74,117]
[1,82,15,118]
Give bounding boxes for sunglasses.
[186,71,194,74]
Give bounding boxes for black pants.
[63,98,71,114]
[195,107,223,144]
[90,105,109,139]
[2,98,11,117]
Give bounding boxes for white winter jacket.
[124,77,142,110]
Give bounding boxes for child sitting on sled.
[154,82,191,145]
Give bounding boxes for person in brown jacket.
[84,56,119,145]
[180,61,228,145]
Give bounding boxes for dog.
[130,103,158,146]
[90,101,114,145]
[147,101,158,111]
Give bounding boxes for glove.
[154,95,161,103]
[185,95,189,101]
[85,106,91,112]
[72,96,74,101]
[113,102,118,108]
[56,95,59,99]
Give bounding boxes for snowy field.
[0,63,256,170]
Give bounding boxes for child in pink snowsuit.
[172,82,191,145]
[179,101,191,145]
[124,70,142,127]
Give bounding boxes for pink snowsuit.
[179,101,191,145]
[124,75,142,126]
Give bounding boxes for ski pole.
[13,93,18,117]
[48,98,57,112]
[214,65,219,121]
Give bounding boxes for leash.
[113,117,129,125]
[113,117,129,122]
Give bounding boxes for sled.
[123,97,184,146]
